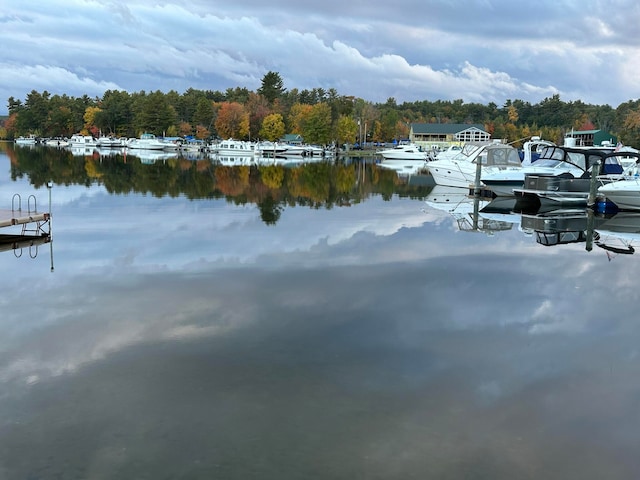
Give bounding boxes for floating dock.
[0,193,52,255]
[0,208,50,229]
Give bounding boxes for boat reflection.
[520,208,620,251]
[424,185,515,233]
[126,149,179,164]
[594,212,640,257]
[213,155,255,166]
[478,196,523,231]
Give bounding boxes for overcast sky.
[2,0,640,115]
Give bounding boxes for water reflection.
[594,212,640,257]
[425,186,517,234]
[5,143,427,224]
[3,144,640,478]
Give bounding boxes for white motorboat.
[209,138,255,156]
[127,133,169,150]
[427,142,520,188]
[434,144,463,160]
[44,137,69,147]
[96,136,126,148]
[68,134,98,148]
[378,143,431,161]
[254,141,289,156]
[598,178,640,211]
[15,135,38,145]
[68,134,96,147]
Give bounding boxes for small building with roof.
[280,133,303,145]
[564,129,617,147]
[409,123,491,150]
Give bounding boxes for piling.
[473,158,482,196]
[587,159,601,206]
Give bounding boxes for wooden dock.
[0,208,50,229]
[0,206,51,253]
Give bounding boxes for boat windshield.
[481,146,522,166]
[531,159,564,168]
[538,146,566,160]
[536,147,587,170]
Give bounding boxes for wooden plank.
[0,209,49,229]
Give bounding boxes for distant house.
[565,129,617,147]
[409,123,490,149]
[280,133,303,145]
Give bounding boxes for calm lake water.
[2,144,640,479]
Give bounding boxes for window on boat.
[531,159,562,168]
[566,152,586,169]
[601,155,624,174]
[485,147,522,166]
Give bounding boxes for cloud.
[2,1,640,115]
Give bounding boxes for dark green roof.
[281,133,303,142]
[411,123,486,134]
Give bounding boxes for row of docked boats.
[16,134,336,158]
[375,137,553,179]
[396,134,640,214]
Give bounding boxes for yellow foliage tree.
[288,103,313,135]
[83,106,102,136]
[259,113,285,141]
[336,115,358,145]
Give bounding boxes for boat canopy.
[479,144,522,166]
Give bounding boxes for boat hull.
[599,180,640,211]
[427,160,476,188]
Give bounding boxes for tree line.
[3,142,426,224]
[3,71,640,147]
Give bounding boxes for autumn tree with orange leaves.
[214,102,250,139]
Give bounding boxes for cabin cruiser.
[209,138,255,156]
[68,134,98,148]
[434,144,463,160]
[127,133,169,150]
[378,143,431,161]
[427,142,521,188]
[513,148,640,209]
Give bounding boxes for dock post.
[585,209,595,252]
[473,158,482,196]
[587,159,601,206]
